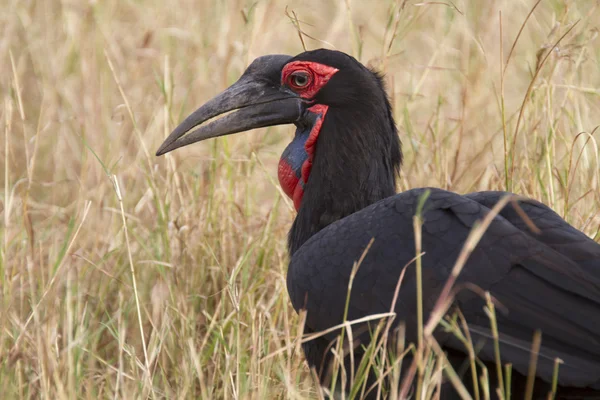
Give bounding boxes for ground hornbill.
[156,49,600,399]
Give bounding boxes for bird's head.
[157,49,401,212]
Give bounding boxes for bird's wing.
[287,188,600,388]
[466,191,600,272]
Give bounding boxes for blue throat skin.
[281,127,310,186]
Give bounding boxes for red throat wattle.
[297,104,328,206]
[277,104,329,211]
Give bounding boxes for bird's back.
[287,188,600,395]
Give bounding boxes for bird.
[156,49,600,399]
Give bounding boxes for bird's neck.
[288,106,402,255]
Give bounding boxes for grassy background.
[1,0,599,398]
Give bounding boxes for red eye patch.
[281,61,339,99]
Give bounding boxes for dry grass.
[1,0,599,398]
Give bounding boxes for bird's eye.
[289,71,311,89]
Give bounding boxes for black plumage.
[156,49,600,399]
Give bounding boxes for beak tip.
[155,142,171,156]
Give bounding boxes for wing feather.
[288,188,600,388]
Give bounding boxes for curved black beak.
[156,56,302,156]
